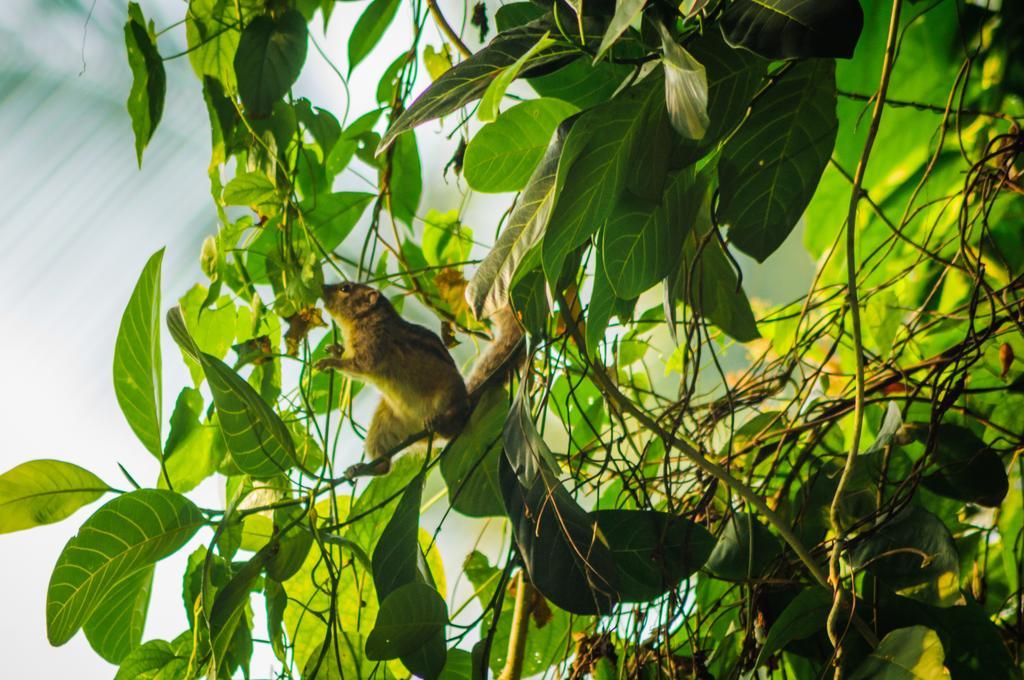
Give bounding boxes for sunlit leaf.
[46,490,204,646]
[114,248,164,458]
[849,626,950,680]
[478,34,556,122]
[83,566,153,663]
[0,460,109,534]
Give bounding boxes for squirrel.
[317,282,523,477]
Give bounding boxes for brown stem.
[499,571,532,680]
[426,0,472,58]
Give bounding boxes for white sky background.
[0,1,814,676]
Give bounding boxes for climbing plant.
[3,0,1024,677]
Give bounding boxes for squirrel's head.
[322,282,389,321]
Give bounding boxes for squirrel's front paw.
[315,357,341,372]
[345,459,391,479]
[326,343,344,357]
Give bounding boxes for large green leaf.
[464,98,578,193]
[721,0,864,60]
[501,385,619,614]
[753,587,832,669]
[851,507,960,606]
[46,489,204,646]
[114,248,164,458]
[366,582,448,660]
[0,460,109,534]
[849,626,950,680]
[466,117,570,319]
[441,387,508,517]
[718,59,837,262]
[348,0,401,73]
[379,19,579,151]
[593,509,713,602]
[234,10,308,117]
[541,77,661,282]
[371,472,424,603]
[704,513,782,581]
[83,566,153,663]
[114,636,190,680]
[300,191,375,252]
[159,388,223,493]
[124,3,166,166]
[222,171,278,210]
[209,542,276,672]
[478,34,557,122]
[167,306,296,478]
[912,423,1009,507]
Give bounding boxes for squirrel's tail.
[465,304,525,397]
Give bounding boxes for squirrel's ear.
[366,289,380,305]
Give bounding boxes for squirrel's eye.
[339,282,353,293]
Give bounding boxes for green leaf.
[372,473,424,602]
[349,0,402,73]
[913,423,1009,507]
[83,566,153,663]
[390,132,422,225]
[124,3,166,166]
[721,0,864,60]
[465,98,578,193]
[266,506,313,581]
[379,19,578,151]
[234,10,308,117]
[501,384,619,614]
[593,509,714,602]
[159,388,223,493]
[185,0,243,93]
[851,507,960,606]
[705,513,782,581]
[719,58,837,262]
[466,117,569,319]
[753,587,832,669]
[541,78,661,283]
[114,248,164,458]
[441,387,509,517]
[479,34,557,122]
[300,191,375,252]
[668,168,760,342]
[366,582,448,660]
[167,306,296,478]
[0,459,109,534]
[849,626,950,680]
[46,489,204,646]
[595,0,645,63]
[223,171,278,210]
[326,109,382,177]
[114,637,189,680]
[209,542,276,671]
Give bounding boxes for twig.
[827,0,903,670]
[426,0,472,58]
[499,571,532,680]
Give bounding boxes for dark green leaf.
[0,460,109,534]
[209,542,276,671]
[366,582,448,660]
[390,132,422,225]
[46,490,204,646]
[913,423,1009,507]
[114,248,164,458]
[266,506,313,581]
[593,509,714,602]
[234,10,308,117]
[124,3,166,166]
[464,98,578,193]
[501,385,618,614]
[721,0,864,60]
[441,387,508,517]
[379,19,579,151]
[349,0,402,73]
[167,306,296,478]
[372,472,424,602]
[541,78,661,282]
[851,507,960,606]
[753,587,831,669]
[705,513,782,581]
[719,59,837,261]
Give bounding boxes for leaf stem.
[499,570,532,680]
[426,0,472,58]
[826,0,904,669]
